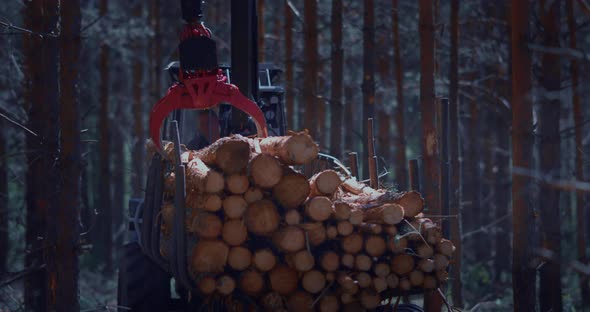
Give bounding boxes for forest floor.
[0,269,117,312]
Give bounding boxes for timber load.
[147,131,455,311]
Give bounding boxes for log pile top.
[147,131,454,311]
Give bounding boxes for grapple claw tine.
[148,86,192,150]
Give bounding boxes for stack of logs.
[150,131,455,311]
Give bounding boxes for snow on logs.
[152,132,453,310]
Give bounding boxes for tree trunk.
[448,0,463,307]
[511,0,536,309]
[567,0,589,306]
[257,0,265,62]
[23,1,59,310]
[330,0,343,157]
[0,121,6,273]
[363,0,376,177]
[284,2,294,129]
[538,1,562,310]
[49,0,82,310]
[151,0,162,102]
[392,0,408,189]
[303,0,319,140]
[419,1,441,311]
[132,2,145,197]
[344,86,354,152]
[98,0,113,274]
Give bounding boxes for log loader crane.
[117,1,424,311]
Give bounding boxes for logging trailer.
[117,1,427,311]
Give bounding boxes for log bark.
[362,203,404,224]
[250,153,284,188]
[186,193,222,212]
[273,172,310,209]
[310,170,342,197]
[341,182,424,218]
[245,199,280,235]
[190,240,230,273]
[253,131,319,165]
[186,158,225,193]
[192,135,251,174]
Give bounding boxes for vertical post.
[368,118,378,188]
[408,159,420,192]
[230,0,258,132]
[439,98,450,236]
[349,152,359,180]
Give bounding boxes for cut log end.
[250,154,283,188]
[310,170,342,196]
[273,173,310,209]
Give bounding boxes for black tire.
[117,242,172,312]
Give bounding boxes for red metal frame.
[148,23,268,149]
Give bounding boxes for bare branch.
[512,166,590,192]
[0,110,38,137]
[528,42,590,61]
[285,0,304,23]
[0,18,57,38]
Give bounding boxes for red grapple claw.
[149,75,268,150]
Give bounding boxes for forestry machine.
[117,1,423,311]
[117,1,285,311]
